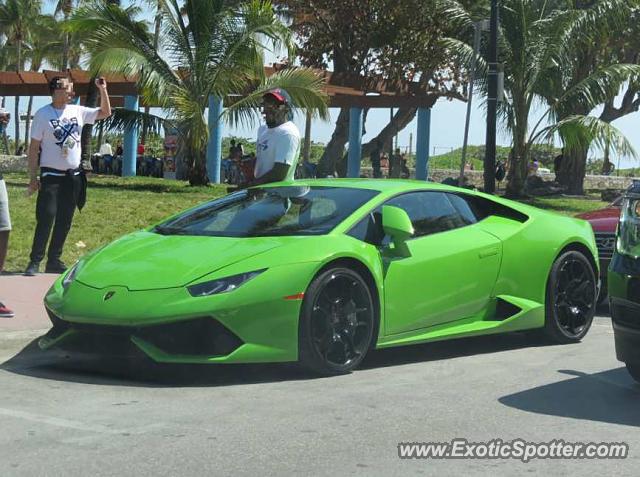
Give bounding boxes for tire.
[626,363,640,383]
[299,267,376,375]
[543,250,597,343]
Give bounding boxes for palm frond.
[101,108,170,137]
[223,67,329,129]
[539,114,637,159]
[553,63,640,117]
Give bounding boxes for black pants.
[29,174,80,264]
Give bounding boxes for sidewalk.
[0,274,57,332]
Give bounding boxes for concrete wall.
[0,155,28,173]
[358,166,637,191]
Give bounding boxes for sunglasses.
[52,82,73,90]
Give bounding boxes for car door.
[381,191,503,335]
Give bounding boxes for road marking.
[0,407,161,436]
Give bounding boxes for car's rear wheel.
[543,250,597,343]
[299,267,376,375]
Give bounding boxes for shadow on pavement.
[1,330,557,388]
[499,368,640,428]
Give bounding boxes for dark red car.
[576,197,623,303]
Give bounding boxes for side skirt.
[375,295,544,349]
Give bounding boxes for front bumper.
[41,262,317,364]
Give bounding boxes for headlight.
[187,269,266,297]
[62,262,81,290]
[617,197,640,258]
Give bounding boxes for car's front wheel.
[543,250,597,343]
[299,267,376,375]
[626,362,640,383]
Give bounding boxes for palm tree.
[23,14,62,148]
[488,0,639,197]
[0,0,43,153]
[69,0,328,185]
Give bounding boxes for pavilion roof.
[0,65,446,109]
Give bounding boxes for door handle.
[479,246,499,259]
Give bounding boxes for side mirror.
[382,205,414,256]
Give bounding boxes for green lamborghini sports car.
[41,179,599,375]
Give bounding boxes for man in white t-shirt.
[24,76,112,275]
[99,140,114,174]
[242,89,300,187]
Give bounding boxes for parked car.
[40,180,599,375]
[576,196,623,304]
[608,181,640,383]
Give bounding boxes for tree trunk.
[360,108,416,161]
[505,143,528,198]
[24,95,34,150]
[62,33,69,71]
[97,121,104,149]
[14,41,22,154]
[336,107,417,176]
[505,103,529,198]
[13,96,20,155]
[564,147,588,195]
[317,108,350,177]
[62,8,70,70]
[318,107,418,177]
[602,135,611,175]
[81,77,99,166]
[141,3,163,145]
[188,149,209,186]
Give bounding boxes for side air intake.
[488,297,522,321]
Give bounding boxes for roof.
[0,66,450,109]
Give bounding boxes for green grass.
[521,195,609,216]
[2,173,227,273]
[1,172,607,272]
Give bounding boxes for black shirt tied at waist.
[40,166,88,211]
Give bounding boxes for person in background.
[370,142,382,178]
[99,139,113,175]
[389,148,402,178]
[115,141,123,175]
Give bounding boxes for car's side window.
[347,210,386,246]
[386,191,468,238]
[446,193,478,225]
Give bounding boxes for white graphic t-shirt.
[255,121,300,181]
[30,104,101,170]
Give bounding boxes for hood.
[576,207,620,233]
[76,231,285,290]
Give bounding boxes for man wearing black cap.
[24,76,112,276]
[243,88,300,187]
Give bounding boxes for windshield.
[154,186,379,237]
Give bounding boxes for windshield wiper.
[154,225,189,236]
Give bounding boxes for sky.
[3,1,639,169]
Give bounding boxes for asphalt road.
[0,307,638,476]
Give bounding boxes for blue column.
[415,107,432,181]
[122,95,139,177]
[206,96,224,184]
[347,107,363,178]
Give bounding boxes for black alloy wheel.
[544,250,597,343]
[299,267,376,375]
